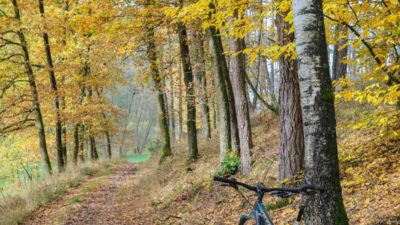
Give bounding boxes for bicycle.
[213,176,324,225]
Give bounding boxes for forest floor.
[20,106,400,225]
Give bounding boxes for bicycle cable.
[233,185,256,212]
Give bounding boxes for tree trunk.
[105,131,112,159]
[146,28,171,161]
[89,136,98,160]
[229,17,253,174]
[276,10,304,181]
[208,4,240,154]
[332,24,348,80]
[79,124,85,162]
[12,0,52,174]
[190,28,211,139]
[119,90,135,155]
[178,59,184,139]
[177,18,198,161]
[73,124,79,164]
[209,27,232,161]
[38,0,65,172]
[292,1,349,224]
[169,76,176,143]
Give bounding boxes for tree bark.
[178,59,184,139]
[190,28,211,139]
[146,28,171,161]
[78,124,85,162]
[73,124,79,164]
[12,0,52,174]
[292,0,349,224]
[89,136,98,160]
[177,18,198,161]
[105,131,112,158]
[229,16,253,174]
[209,27,232,161]
[332,24,348,80]
[276,10,304,181]
[38,0,65,172]
[169,76,176,143]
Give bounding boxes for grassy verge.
[0,161,116,225]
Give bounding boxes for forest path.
[24,163,140,225]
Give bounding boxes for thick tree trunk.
[38,0,64,172]
[292,1,349,224]
[190,28,211,139]
[276,10,304,181]
[12,0,52,174]
[178,19,198,161]
[229,23,253,174]
[332,24,348,80]
[146,29,171,161]
[209,28,232,161]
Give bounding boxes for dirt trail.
[25,163,139,225]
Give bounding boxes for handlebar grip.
[213,176,234,184]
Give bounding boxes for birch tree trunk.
[12,0,52,174]
[292,0,349,224]
[276,10,304,181]
[178,18,198,161]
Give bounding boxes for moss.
[265,198,290,211]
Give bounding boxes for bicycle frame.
[239,199,274,225]
[212,176,319,225]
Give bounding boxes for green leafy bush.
[216,151,240,176]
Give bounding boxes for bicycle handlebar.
[213,176,324,195]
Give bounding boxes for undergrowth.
[0,161,115,225]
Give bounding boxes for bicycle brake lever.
[279,192,294,198]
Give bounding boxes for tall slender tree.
[209,27,232,161]
[177,2,198,160]
[146,27,172,161]
[189,26,211,139]
[292,0,349,224]
[229,12,253,174]
[11,0,52,174]
[38,0,65,172]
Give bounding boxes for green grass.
[126,154,150,163]
[64,195,84,206]
[0,178,8,188]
